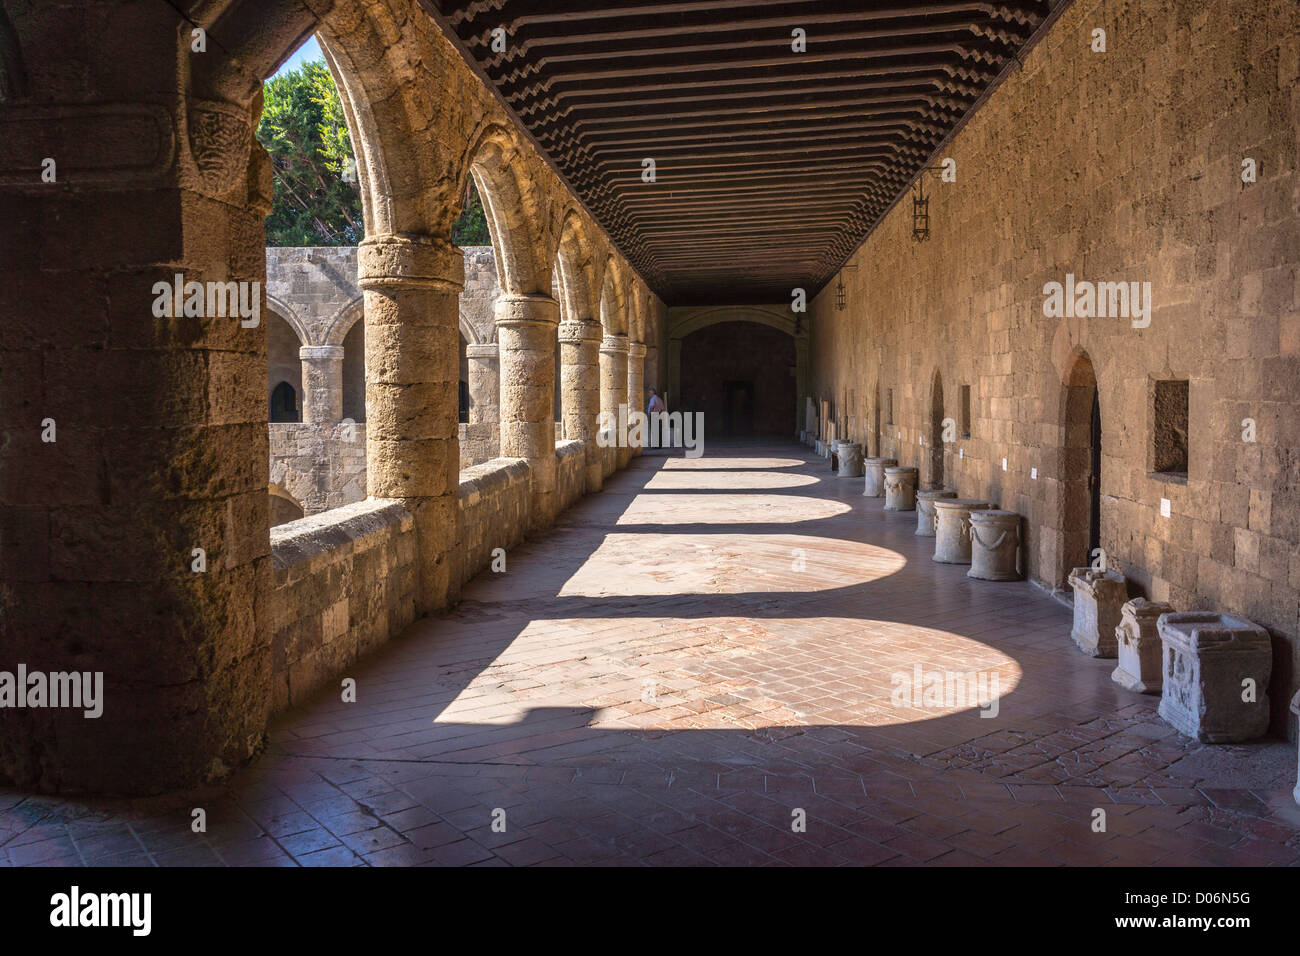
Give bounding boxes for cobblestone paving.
[4,442,1298,866]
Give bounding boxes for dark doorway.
[270,380,299,423]
[1059,352,1099,585]
[679,320,795,437]
[724,380,755,436]
[928,371,944,489]
[1089,388,1101,558]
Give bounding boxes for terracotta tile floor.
[4,440,1299,866]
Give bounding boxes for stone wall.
[455,458,532,588]
[810,0,1300,735]
[269,423,367,519]
[556,439,586,514]
[269,500,419,715]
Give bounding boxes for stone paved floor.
[4,441,1299,866]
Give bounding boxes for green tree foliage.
[453,178,491,246]
[258,60,362,246]
[258,55,492,247]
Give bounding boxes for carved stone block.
[1111,598,1173,693]
[1067,567,1126,658]
[1157,612,1271,743]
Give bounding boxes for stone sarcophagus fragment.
[862,457,897,497]
[882,465,918,511]
[1067,567,1126,658]
[915,489,956,536]
[838,442,864,478]
[967,509,1021,581]
[931,499,990,564]
[1156,612,1272,743]
[1111,598,1173,694]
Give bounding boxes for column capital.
[601,333,629,354]
[357,234,464,293]
[558,318,602,345]
[465,342,499,360]
[627,342,647,359]
[299,345,344,361]
[494,293,560,328]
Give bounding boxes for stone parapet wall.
[556,439,586,514]
[456,458,532,588]
[269,500,419,715]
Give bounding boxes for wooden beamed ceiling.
[425,0,1061,305]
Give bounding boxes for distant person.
[647,388,666,448]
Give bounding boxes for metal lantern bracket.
[911,163,948,243]
[835,262,859,312]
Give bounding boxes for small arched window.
[270,381,300,423]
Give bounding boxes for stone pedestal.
[1067,568,1126,658]
[830,438,845,471]
[862,457,897,497]
[815,439,824,456]
[967,510,1021,580]
[1156,612,1272,743]
[838,442,864,478]
[300,345,344,423]
[916,489,956,536]
[1111,598,1174,693]
[932,499,990,564]
[883,466,918,511]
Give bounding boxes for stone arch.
[599,257,629,336]
[555,208,600,323]
[268,482,305,528]
[670,305,802,340]
[267,293,312,347]
[323,296,364,348]
[267,307,304,421]
[462,127,553,296]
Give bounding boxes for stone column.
[300,345,344,423]
[464,342,500,467]
[600,333,629,476]
[560,318,603,492]
[358,235,463,615]
[496,294,560,528]
[627,341,647,459]
[0,90,273,792]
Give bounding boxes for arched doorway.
[928,370,945,489]
[679,320,795,438]
[270,380,300,423]
[1059,352,1101,584]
